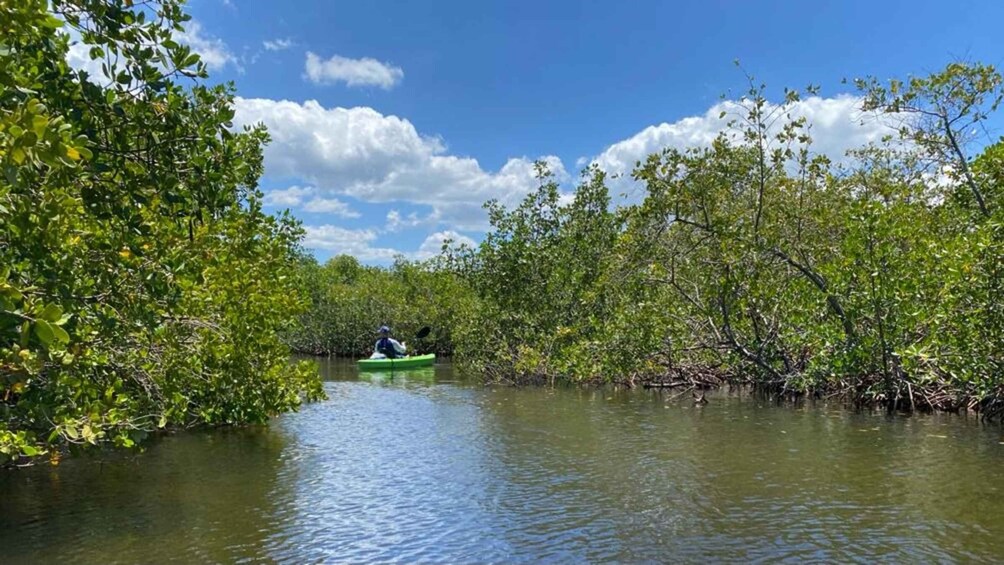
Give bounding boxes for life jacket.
[377,337,398,358]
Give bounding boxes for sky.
[141,0,1004,262]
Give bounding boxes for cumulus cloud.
[176,21,239,72]
[64,38,105,79]
[416,231,477,259]
[385,210,440,232]
[301,226,476,262]
[303,198,360,216]
[262,185,312,207]
[263,38,293,51]
[262,186,359,218]
[301,51,403,89]
[302,226,401,261]
[237,94,888,234]
[64,20,239,79]
[240,93,897,262]
[304,52,404,89]
[235,99,439,185]
[589,95,891,196]
[234,97,563,230]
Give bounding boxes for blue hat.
[378,325,390,334]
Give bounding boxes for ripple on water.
[1,375,1004,563]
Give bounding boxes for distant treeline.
[287,255,473,358]
[292,62,1004,417]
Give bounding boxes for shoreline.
[298,354,1004,422]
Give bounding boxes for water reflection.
[263,361,510,562]
[0,362,1002,563]
[0,428,292,564]
[357,367,437,383]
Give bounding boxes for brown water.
[2,359,1003,563]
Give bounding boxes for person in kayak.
[371,325,407,359]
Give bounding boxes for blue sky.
[176,0,1003,263]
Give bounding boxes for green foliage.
[857,62,1002,217]
[288,255,476,358]
[445,165,627,383]
[1,0,322,465]
[437,62,1004,415]
[289,62,1003,417]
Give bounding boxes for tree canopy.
[1,0,322,465]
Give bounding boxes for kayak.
[358,353,436,371]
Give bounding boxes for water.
[2,359,1004,563]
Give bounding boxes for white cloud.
[234,97,562,230]
[557,192,576,207]
[301,226,475,262]
[416,231,477,259]
[64,38,105,80]
[262,186,358,218]
[304,52,404,89]
[241,93,898,262]
[303,197,359,217]
[302,226,402,261]
[263,185,313,207]
[589,95,891,196]
[176,21,239,72]
[263,38,293,51]
[386,210,440,232]
[237,95,888,234]
[63,20,239,79]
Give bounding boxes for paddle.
[405,326,430,356]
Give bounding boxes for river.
[2,359,1003,563]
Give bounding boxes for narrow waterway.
[2,359,1003,563]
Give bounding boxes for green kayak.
[358,353,436,371]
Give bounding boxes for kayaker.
[370,325,407,359]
